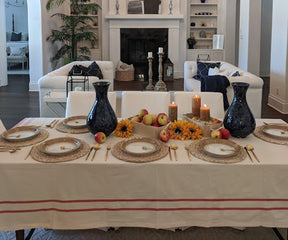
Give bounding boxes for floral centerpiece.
[169,120,203,140]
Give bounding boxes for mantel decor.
[154,48,167,91]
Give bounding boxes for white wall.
[5,0,28,33]
[268,0,288,113]
[0,0,8,87]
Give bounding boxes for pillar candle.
[148,52,153,58]
[192,95,201,117]
[169,101,178,122]
[158,47,163,54]
[200,104,210,121]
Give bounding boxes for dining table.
[0,117,288,240]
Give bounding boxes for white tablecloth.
[0,118,287,231]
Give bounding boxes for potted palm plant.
[46,0,101,65]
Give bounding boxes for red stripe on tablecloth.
[1,207,288,214]
[1,198,288,204]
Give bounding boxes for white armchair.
[184,61,264,118]
[38,61,114,117]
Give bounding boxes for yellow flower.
[168,120,202,140]
[114,119,133,138]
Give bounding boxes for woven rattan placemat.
[0,128,49,147]
[55,121,89,134]
[111,138,168,163]
[31,138,90,163]
[253,126,288,145]
[188,138,246,164]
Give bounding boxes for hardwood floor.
[0,75,287,130]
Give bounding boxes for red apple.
[157,113,169,126]
[151,122,160,127]
[151,114,157,124]
[131,115,141,122]
[211,130,222,139]
[139,109,148,119]
[159,129,170,142]
[142,114,153,125]
[94,132,106,143]
[220,128,230,139]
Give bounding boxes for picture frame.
[127,0,144,14]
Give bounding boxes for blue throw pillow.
[193,61,221,81]
[231,71,240,77]
[11,32,22,41]
[87,61,103,79]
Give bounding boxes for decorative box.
[115,70,134,81]
[129,117,168,139]
[183,113,222,137]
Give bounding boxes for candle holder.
[116,0,119,14]
[169,0,173,15]
[154,52,167,91]
[146,56,154,90]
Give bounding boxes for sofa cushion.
[230,71,240,77]
[87,61,103,79]
[11,32,22,41]
[9,46,26,56]
[194,61,221,81]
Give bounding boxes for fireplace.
[121,28,168,81]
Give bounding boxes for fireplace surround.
[106,14,183,79]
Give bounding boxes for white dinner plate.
[39,137,81,156]
[199,138,240,158]
[1,126,40,142]
[121,137,161,157]
[63,116,87,129]
[262,125,288,140]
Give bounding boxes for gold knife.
[168,146,172,161]
[25,146,34,160]
[244,147,253,163]
[85,147,93,161]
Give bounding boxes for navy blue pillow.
[11,32,22,41]
[231,71,240,77]
[87,61,103,79]
[193,61,221,81]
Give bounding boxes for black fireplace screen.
[120,28,168,81]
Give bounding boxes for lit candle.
[148,52,153,58]
[169,101,178,122]
[74,86,83,91]
[158,47,163,54]
[200,104,210,121]
[192,95,201,117]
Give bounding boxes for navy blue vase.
[223,82,255,138]
[200,0,206,3]
[87,82,117,136]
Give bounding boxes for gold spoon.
[105,145,111,162]
[171,144,178,161]
[91,144,101,162]
[185,145,192,161]
[246,144,260,163]
[244,146,253,163]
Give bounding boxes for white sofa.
[38,61,114,117]
[184,61,264,118]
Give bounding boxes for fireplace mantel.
[105,14,184,20]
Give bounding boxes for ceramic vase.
[223,82,255,138]
[87,82,117,136]
[201,0,206,3]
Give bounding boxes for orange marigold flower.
[114,119,133,138]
